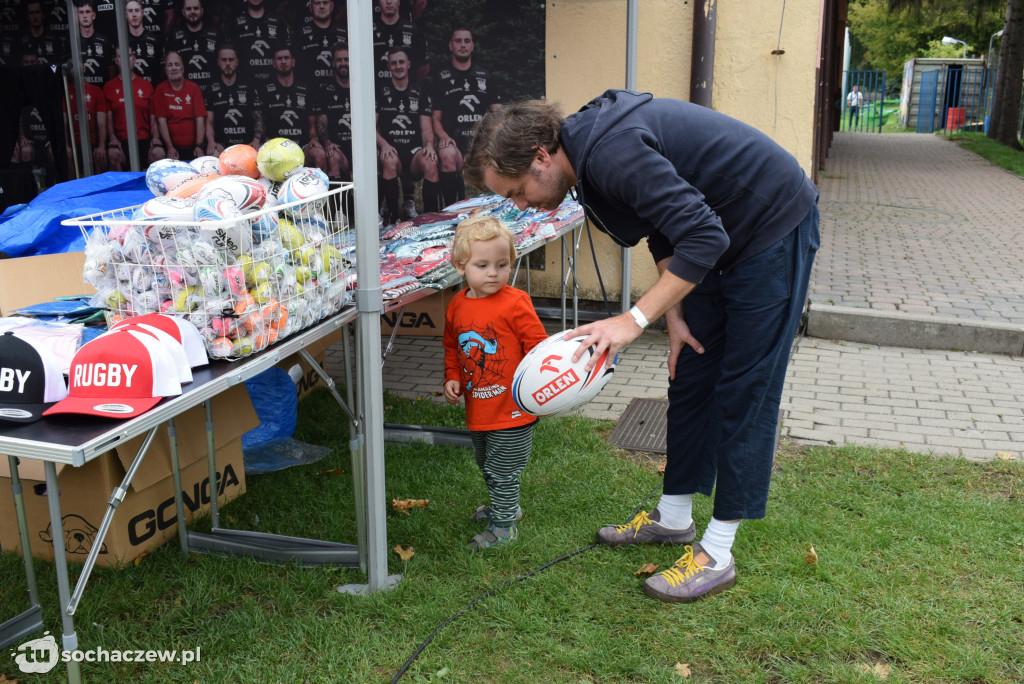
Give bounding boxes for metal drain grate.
[605,398,669,453]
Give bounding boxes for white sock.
[699,518,739,566]
[655,493,693,529]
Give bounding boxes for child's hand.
[443,380,462,405]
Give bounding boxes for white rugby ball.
[277,167,329,213]
[145,159,199,196]
[512,330,616,417]
[190,155,222,175]
[194,197,253,256]
[195,174,267,210]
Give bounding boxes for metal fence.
[916,65,999,136]
[842,70,887,133]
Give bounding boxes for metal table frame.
[0,310,380,682]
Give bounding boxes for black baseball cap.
[0,332,69,423]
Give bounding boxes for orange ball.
[167,173,221,199]
[219,144,260,179]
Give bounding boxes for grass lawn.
[950,132,1024,179]
[2,389,1023,683]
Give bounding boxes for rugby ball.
[194,197,253,256]
[277,167,329,212]
[256,137,304,182]
[190,155,222,175]
[167,173,221,199]
[145,159,199,196]
[219,144,260,179]
[135,196,196,222]
[511,330,617,417]
[195,174,267,210]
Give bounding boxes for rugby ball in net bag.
[219,144,260,179]
[195,174,267,210]
[512,330,617,417]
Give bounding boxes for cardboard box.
[0,252,95,317]
[379,285,460,337]
[0,384,258,567]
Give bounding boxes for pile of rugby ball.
[81,138,351,360]
[512,330,617,417]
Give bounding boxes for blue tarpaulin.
[0,172,151,257]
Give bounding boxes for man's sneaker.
[401,198,418,219]
[594,509,696,547]
[466,523,518,551]
[471,504,523,522]
[642,542,737,603]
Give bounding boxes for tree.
[988,0,1023,148]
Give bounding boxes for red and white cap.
[43,329,183,418]
[109,313,209,368]
[104,323,193,385]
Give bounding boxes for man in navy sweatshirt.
[464,89,819,603]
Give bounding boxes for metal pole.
[112,0,140,170]
[346,0,392,592]
[66,0,93,177]
[45,462,82,684]
[621,0,638,314]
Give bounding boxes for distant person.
[64,78,109,176]
[126,0,163,85]
[442,215,549,552]
[104,51,157,169]
[847,85,863,129]
[19,0,66,65]
[74,0,113,86]
[295,0,346,87]
[428,27,501,207]
[262,44,313,145]
[165,0,219,94]
[372,0,426,87]
[152,50,208,160]
[309,42,351,179]
[205,42,264,155]
[229,0,292,84]
[376,46,439,221]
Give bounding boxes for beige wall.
[518,0,821,304]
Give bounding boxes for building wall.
[525,0,822,304]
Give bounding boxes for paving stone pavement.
[325,133,1024,463]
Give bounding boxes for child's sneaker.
[466,523,518,551]
[470,504,523,522]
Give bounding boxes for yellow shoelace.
[659,546,704,587]
[614,510,654,538]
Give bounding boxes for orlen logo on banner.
[533,355,580,405]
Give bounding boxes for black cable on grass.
[390,483,663,683]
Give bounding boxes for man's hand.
[666,303,704,380]
[568,312,644,372]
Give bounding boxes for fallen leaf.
[394,545,415,561]
[1,674,20,683]
[996,451,1015,461]
[674,662,691,678]
[806,546,818,565]
[133,549,150,566]
[227,515,237,523]
[657,463,666,475]
[392,498,430,515]
[319,468,343,476]
[856,662,890,680]
[634,563,659,575]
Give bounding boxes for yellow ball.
[238,254,255,280]
[255,138,304,182]
[174,286,197,312]
[278,218,305,251]
[251,280,274,305]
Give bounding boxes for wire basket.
[63,180,355,360]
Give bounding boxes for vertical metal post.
[620,0,638,314]
[44,462,82,684]
[347,0,391,592]
[112,0,140,170]
[65,0,93,177]
[9,457,40,606]
[168,417,190,553]
[205,400,220,529]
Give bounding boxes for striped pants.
[471,421,535,527]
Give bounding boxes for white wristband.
[628,305,649,329]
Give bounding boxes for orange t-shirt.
[443,286,549,431]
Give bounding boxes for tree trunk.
[989,0,1024,149]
